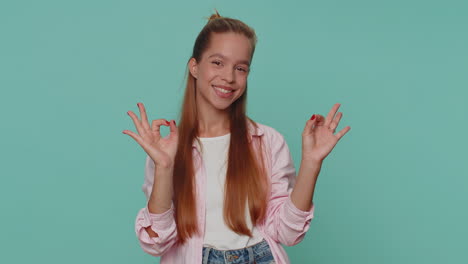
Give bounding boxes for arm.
[144,162,174,237]
[292,105,350,211]
[290,159,322,212]
[263,130,316,247]
[134,155,178,257]
[148,162,174,215]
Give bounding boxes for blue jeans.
[202,239,276,264]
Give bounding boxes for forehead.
[203,32,252,64]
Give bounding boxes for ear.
[189,58,199,79]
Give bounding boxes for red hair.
[173,11,268,245]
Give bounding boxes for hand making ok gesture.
[123,102,178,168]
[301,103,351,163]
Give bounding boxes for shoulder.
[250,121,293,167]
[249,120,287,144]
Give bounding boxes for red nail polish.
[174,120,176,126]
[310,114,316,120]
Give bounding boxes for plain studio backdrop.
[0,0,467,263]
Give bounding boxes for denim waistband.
[202,239,272,264]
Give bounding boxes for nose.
[221,67,235,83]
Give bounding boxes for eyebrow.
[207,53,251,66]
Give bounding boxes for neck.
[197,100,231,138]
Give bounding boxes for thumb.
[304,114,317,134]
[169,120,178,136]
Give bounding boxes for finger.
[303,114,318,135]
[151,119,170,139]
[330,112,343,131]
[314,114,326,126]
[325,103,341,127]
[168,120,178,139]
[122,129,144,145]
[335,126,351,141]
[127,110,145,136]
[137,102,151,130]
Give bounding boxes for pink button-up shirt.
[134,121,315,263]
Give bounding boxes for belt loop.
[247,246,255,264]
[202,247,211,264]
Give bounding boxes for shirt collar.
[192,121,264,151]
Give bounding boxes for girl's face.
[189,32,252,111]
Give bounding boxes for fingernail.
[137,103,139,107]
[174,120,176,126]
[127,111,130,115]
[165,120,170,125]
[310,114,316,120]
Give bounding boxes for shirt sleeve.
[263,129,315,246]
[134,155,178,256]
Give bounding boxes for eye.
[236,66,248,72]
[211,60,222,66]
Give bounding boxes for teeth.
[213,86,233,94]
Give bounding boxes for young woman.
[123,10,350,264]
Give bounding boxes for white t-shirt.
[198,133,264,250]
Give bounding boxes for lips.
[212,85,235,98]
[212,85,234,92]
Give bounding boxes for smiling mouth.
[212,85,234,94]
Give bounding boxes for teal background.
[1,0,467,263]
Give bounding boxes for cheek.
[200,68,218,83]
[237,73,248,85]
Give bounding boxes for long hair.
[173,10,268,245]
